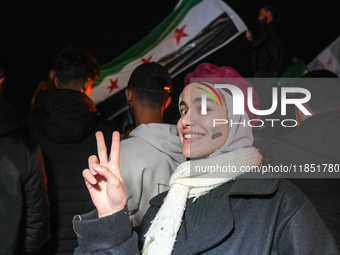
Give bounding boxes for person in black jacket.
[21,46,115,254]
[0,56,49,254]
[246,5,281,110]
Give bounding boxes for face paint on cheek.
[211,126,222,140]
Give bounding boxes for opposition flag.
[307,35,340,76]
[89,0,247,105]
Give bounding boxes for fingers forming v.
[94,131,123,182]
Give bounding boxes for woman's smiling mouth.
[183,133,205,141]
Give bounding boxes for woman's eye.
[180,109,188,116]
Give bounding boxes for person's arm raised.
[83,131,126,218]
[74,131,139,254]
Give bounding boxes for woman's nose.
[181,110,195,126]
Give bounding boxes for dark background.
[1,0,340,121]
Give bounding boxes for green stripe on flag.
[93,0,203,88]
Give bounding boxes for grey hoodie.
[120,123,185,226]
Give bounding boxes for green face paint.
[211,126,222,139]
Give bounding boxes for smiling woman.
[73,63,337,255]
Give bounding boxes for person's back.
[0,59,49,254]
[121,123,184,226]
[22,46,115,254]
[120,62,185,226]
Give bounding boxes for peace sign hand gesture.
[83,131,126,218]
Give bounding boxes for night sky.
[1,0,340,117]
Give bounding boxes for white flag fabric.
[308,35,340,76]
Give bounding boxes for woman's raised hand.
[83,131,126,218]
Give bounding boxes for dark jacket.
[73,178,337,254]
[263,110,340,249]
[251,22,281,74]
[0,98,49,254]
[21,89,115,254]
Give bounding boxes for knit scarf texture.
[142,146,261,255]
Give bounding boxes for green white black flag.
[90,0,247,105]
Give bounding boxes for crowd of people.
[1,5,340,255]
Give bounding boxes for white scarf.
[142,146,261,255]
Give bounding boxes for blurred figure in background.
[246,5,281,110]
[22,46,115,254]
[277,55,307,87]
[31,68,56,109]
[0,53,49,254]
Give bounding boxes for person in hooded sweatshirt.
[21,46,115,254]
[121,62,185,227]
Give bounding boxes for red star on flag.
[169,25,188,44]
[327,57,333,66]
[107,78,119,93]
[142,56,152,63]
